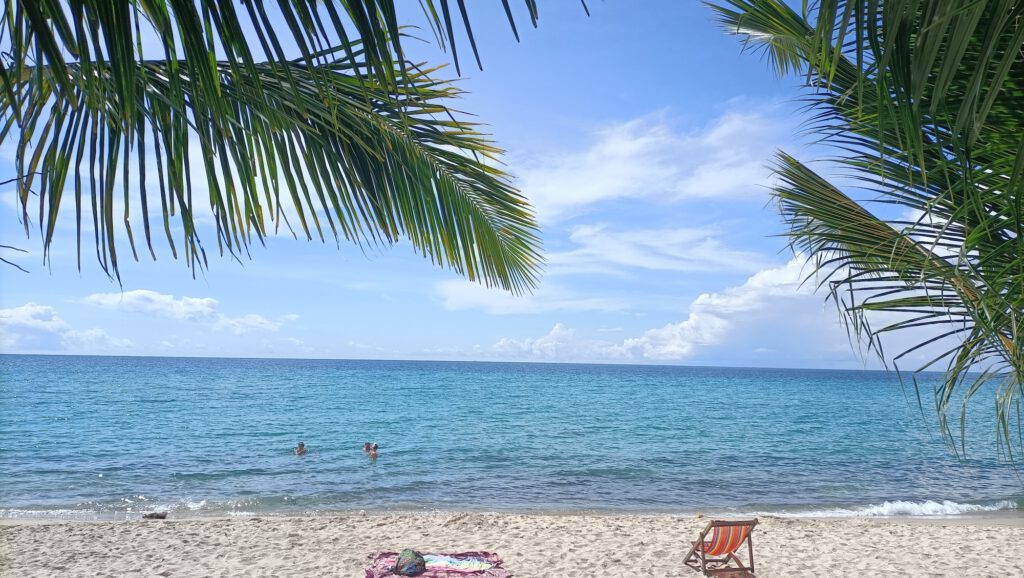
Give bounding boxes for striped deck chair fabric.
[683,519,758,576]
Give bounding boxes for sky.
[0,2,925,369]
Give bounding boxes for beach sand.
[2,512,1023,577]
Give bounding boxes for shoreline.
[6,510,1024,528]
[3,506,1024,525]
[3,511,1023,576]
[3,500,1021,523]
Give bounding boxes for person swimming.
[369,443,378,459]
[295,441,307,456]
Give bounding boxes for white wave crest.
[769,500,1018,518]
[0,508,111,520]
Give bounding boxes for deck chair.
[683,519,758,576]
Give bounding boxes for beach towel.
[423,555,492,572]
[365,551,512,578]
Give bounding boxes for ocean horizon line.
[0,351,927,375]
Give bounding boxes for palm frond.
[1,1,548,292]
[712,0,1024,457]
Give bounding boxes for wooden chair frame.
[683,519,758,577]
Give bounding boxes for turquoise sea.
[0,355,1020,519]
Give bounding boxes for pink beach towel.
[365,551,512,578]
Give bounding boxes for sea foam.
[766,499,1018,518]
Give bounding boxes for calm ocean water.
[0,355,1020,520]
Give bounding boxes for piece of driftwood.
[142,512,168,520]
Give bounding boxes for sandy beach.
[2,512,1023,577]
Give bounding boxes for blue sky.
[0,2,913,368]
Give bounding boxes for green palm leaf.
[0,1,554,292]
[712,0,1024,457]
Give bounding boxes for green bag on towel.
[394,549,426,576]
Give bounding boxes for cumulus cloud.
[618,257,815,359]
[492,323,623,361]
[475,256,964,368]
[547,223,772,277]
[82,289,288,335]
[0,302,69,332]
[516,110,787,222]
[0,302,132,352]
[83,289,217,320]
[467,257,850,364]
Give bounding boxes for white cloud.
[516,110,787,222]
[492,322,624,361]
[0,302,133,352]
[465,257,848,364]
[83,290,218,320]
[547,223,772,276]
[213,313,281,335]
[0,303,70,332]
[619,313,731,360]
[61,328,133,349]
[675,112,780,198]
[474,256,966,368]
[435,257,839,362]
[437,279,629,315]
[619,257,816,359]
[83,289,288,335]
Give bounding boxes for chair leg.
[747,535,754,574]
